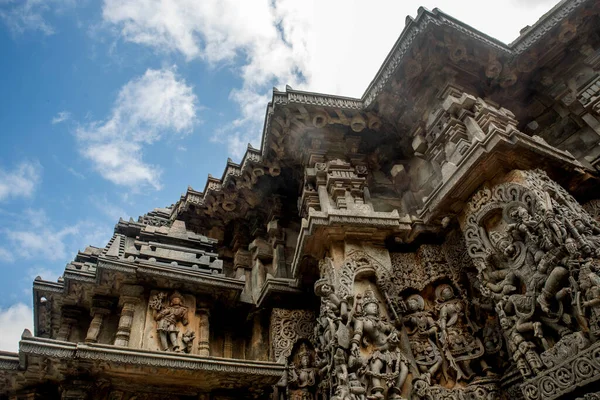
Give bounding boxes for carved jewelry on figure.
[403,294,442,385]
[463,169,600,398]
[288,342,318,400]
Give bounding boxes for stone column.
[114,286,143,347]
[85,298,112,344]
[114,298,138,347]
[56,308,81,342]
[197,304,210,357]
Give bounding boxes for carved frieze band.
[521,340,600,400]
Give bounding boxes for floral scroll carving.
[271,308,316,363]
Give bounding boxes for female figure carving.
[350,289,408,399]
[436,284,488,381]
[403,294,442,384]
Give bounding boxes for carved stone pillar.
[114,298,138,347]
[85,298,112,344]
[197,305,210,357]
[56,308,81,342]
[114,286,143,347]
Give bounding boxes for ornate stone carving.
[403,294,442,384]
[287,342,318,400]
[350,288,410,399]
[150,291,192,353]
[435,284,489,382]
[271,309,315,363]
[463,169,600,398]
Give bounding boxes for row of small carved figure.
[311,282,496,400]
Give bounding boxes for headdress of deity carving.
[296,342,312,365]
[169,291,185,306]
[435,283,455,302]
[314,279,333,297]
[359,289,380,308]
[406,294,425,312]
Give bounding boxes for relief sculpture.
[308,249,504,400]
[463,169,600,399]
[149,291,192,353]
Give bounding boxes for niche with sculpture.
[142,290,197,354]
[286,341,319,400]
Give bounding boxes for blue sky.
[0,0,559,351]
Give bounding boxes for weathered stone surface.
[3,1,600,399]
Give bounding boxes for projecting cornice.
[97,258,245,293]
[170,0,597,229]
[11,336,285,392]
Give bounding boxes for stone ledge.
[0,351,19,371]
[97,258,246,292]
[291,209,411,276]
[256,277,303,307]
[18,336,285,377]
[418,128,587,224]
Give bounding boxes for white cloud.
[51,111,71,124]
[0,0,76,35]
[0,303,32,352]
[8,225,79,261]
[0,246,15,263]
[0,161,42,201]
[90,195,128,221]
[75,67,199,190]
[1,209,110,262]
[67,167,85,179]
[103,0,558,158]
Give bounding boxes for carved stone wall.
[462,169,600,399]
[307,244,506,400]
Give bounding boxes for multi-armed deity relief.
[461,169,600,399]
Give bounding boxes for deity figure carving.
[313,274,351,398]
[181,330,195,353]
[435,284,488,381]
[151,291,190,352]
[288,343,318,400]
[350,289,409,400]
[403,294,442,384]
[315,281,349,350]
[463,169,600,390]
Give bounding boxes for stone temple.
[3,1,600,399]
